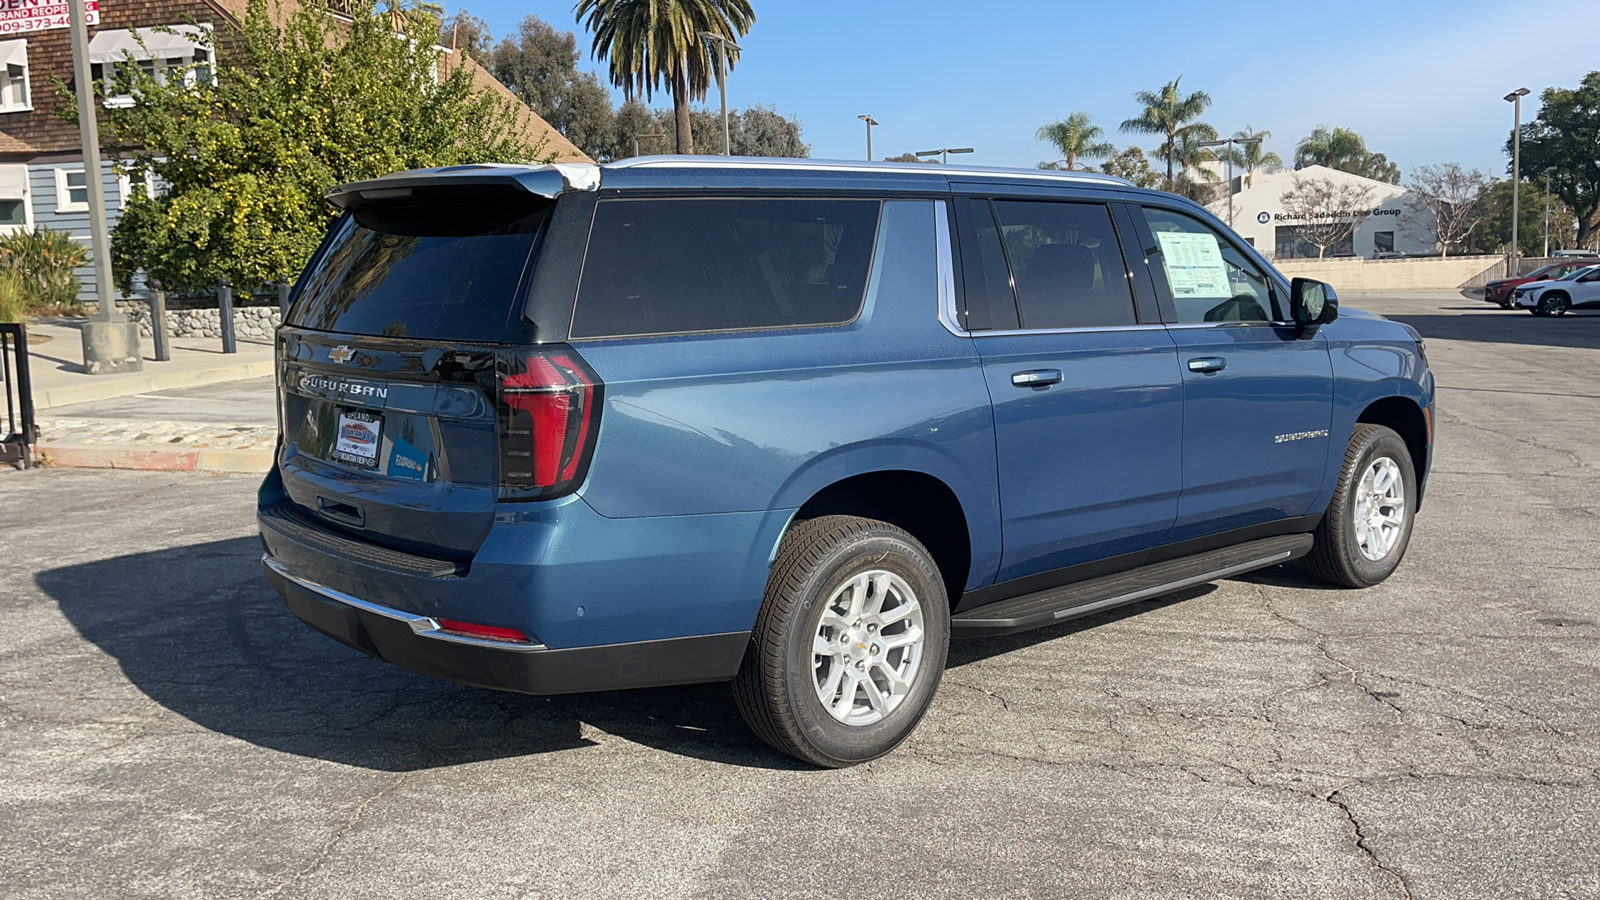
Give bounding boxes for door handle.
[1011,369,1063,387]
[1187,357,1227,374]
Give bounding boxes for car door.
[1132,203,1336,542]
[1572,267,1600,307]
[953,195,1184,584]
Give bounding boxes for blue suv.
[260,158,1434,767]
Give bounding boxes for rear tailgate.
[273,182,557,561]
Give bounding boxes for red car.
[1485,261,1598,307]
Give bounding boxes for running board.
[951,534,1314,638]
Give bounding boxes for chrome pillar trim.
[262,555,548,652]
[934,200,968,338]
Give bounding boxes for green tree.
[1100,146,1160,189]
[883,152,925,163]
[489,15,617,160]
[1120,76,1215,191]
[1036,111,1114,171]
[575,0,755,155]
[1476,179,1578,256]
[1294,125,1400,184]
[729,104,808,157]
[95,0,543,294]
[1219,125,1282,185]
[1514,71,1600,249]
[442,11,492,59]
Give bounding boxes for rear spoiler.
[325,163,601,210]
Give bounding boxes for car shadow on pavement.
[1384,311,1600,350]
[37,536,807,772]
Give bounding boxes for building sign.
[0,0,99,35]
[1262,208,1403,224]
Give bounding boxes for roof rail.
[606,155,1132,187]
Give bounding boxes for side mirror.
[1290,278,1339,336]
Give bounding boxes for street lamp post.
[857,115,878,162]
[1544,166,1557,258]
[1197,136,1261,229]
[1505,87,1531,274]
[700,32,740,156]
[916,147,974,165]
[632,132,668,158]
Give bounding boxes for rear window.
[289,187,550,342]
[570,197,881,339]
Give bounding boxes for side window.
[1142,206,1277,324]
[992,200,1136,329]
[954,197,1019,331]
[571,198,881,339]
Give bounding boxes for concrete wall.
[1272,255,1508,292]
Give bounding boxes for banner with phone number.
[0,0,99,36]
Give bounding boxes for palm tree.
[1120,77,1213,191]
[1220,125,1283,186]
[1036,112,1115,171]
[376,0,444,32]
[575,0,755,155]
[1294,125,1368,171]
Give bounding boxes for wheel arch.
[1356,396,1430,507]
[785,470,974,608]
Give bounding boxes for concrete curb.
[37,443,273,474]
[32,360,277,411]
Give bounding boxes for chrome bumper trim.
[262,554,548,652]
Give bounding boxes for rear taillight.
[436,618,534,644]
[495,346,602,500]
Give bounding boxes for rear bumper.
[263,554,750,695]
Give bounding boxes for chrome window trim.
[934,199,967,338]
[970,324,1171,338]
[263,555,549,652]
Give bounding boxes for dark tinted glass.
[1142,206,1275,323]
[571,198,880,338]
[955,198,1018,331]
[992,200,1136,329]
[289,187,550,342]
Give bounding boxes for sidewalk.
[11,318,278,473]
[22,317,275,411]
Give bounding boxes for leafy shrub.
[0,269,25,323]
[0,227,89,311]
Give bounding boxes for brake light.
[436,618,534,644]
[495,346,602,499]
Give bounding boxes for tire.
[1305,424,1418,588]
[1536,293,1569,317]
[1496,297,1513,309]
[733,515,950,768]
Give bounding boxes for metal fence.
[1,323,38,469]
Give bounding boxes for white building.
[1207,165,1434,260]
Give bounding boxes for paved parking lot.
[2,292,1596,899]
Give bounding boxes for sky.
[450,0,1600,178]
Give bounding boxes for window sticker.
[1155,231,1232,299]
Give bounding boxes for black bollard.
[218,279,237,354]
[149,278,171,362]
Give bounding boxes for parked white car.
[1513,264,1600,316]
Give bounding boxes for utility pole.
[1544,167,1556,257]
[71,0,141,374]
[1198,136,1261,230]
[857,115,878,161]
[632,132,667,158]
[700,33,739,156]
[1505,87,1530,274]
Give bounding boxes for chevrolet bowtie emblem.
[329,345,355,364]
